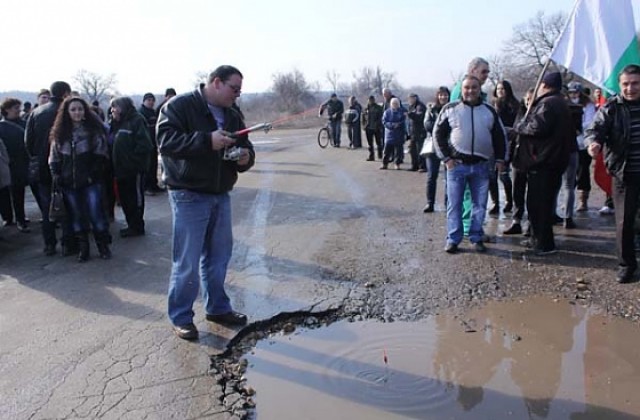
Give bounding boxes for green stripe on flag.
[604,37,640,94]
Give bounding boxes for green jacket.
[110,112,154,179]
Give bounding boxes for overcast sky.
[0,0,617,95]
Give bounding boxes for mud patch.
[243,297,640,419]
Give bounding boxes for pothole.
[214,297,640,419]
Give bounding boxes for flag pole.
[525,58,553,117]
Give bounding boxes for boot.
[95,230,112,259]
[77,232,90,262]
[61,235,79,257]
[576,190,589,212]
[488,179,499,215]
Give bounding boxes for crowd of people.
[0,82,178,262]
[318,57,640,284]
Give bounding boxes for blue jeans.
[425,154,441,205]
[168,190,233,326]
[329,119,341,145]
[446,161,490,245]
[63,183,109,233]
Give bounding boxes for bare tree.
[73,70,118,103]
[351,66,399,98]
[505,11,566,68]
[325,70,340,93]
[271,68,316,113]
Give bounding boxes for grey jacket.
[434,100,506,162]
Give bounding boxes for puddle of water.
[245,298,640,419]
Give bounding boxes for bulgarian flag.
[550,0,640,196]
[550,0,640,95]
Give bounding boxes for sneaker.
[444,243,459,254]
[474,241,487,253]
[599,206,615,215]
[423,204,434,213]
[617,266,637,283]
[503,223,522,235]
[535,247,558,256]
[173,323,199,340]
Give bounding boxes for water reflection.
[246,298,640,419]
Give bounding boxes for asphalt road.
[1,126,639,419]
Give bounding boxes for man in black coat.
[586,64,640,283]
[24,81,74,256]
[512,72,573,256]
[139,93,163,194]
[407,93,427,171]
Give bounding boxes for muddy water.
[245,298,640,419]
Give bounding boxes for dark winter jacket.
[0,119,29,186]
[512,90,573,172]
[156,87,255,194]
[382,108,406,145]
[24,97,64,184]
[424,104,443,135]
[319,98,344,121]
[363,102,383,131]
[110,111,154,180]
[407,99,427,139]
[138,104,158,145]
[49,125,109,189]
[584,96,640,181]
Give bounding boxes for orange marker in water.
[383,348,388,365]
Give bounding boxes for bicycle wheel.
[318,128,330,148]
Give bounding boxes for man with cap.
[139,92,163,194]
[511,71,573,256]
[318,93,344,147]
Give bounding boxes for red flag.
[594,153,612,196]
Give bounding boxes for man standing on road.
[586,64,640,283]
[434,75,506,254]
[363,95,383,160]
[157,65,255,340]
[512,72,573,256]
[344,96,362,149]
[407,93,427,171]
[318,93,344,147]
[139,93,164,195]
[25,81,75,256]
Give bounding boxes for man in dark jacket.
[407,93,427,171]
[318,93,344,147]
[362,96,383,160]
[512,72,573,256]
[586,64,640,283]
[157,65,255,340]
[24,81,73,256]
[139,93,163,194]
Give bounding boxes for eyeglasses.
[224,82,242,94]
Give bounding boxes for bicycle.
[317,120,336,148]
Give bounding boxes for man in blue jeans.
[157,65,255,340]
[434,75,506,253]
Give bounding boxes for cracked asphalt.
[2,127,640,419]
